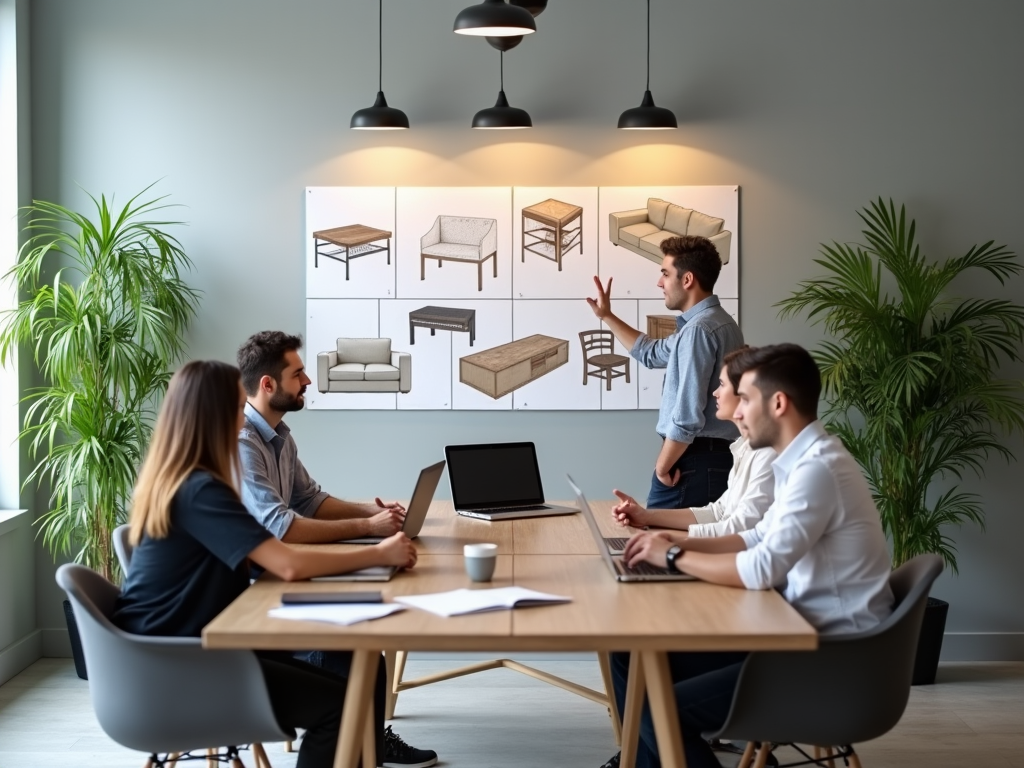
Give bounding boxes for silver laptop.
[567,475,695,582]
[446,442,578,521]
[339,460,446,544]
[312,460,445,582]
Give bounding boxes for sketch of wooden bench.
[459,335,569,399]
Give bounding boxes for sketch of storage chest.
[459,334,569,399]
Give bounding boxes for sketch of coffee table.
[521,199,583,271]
[409,306,476,347]
[313,224,392,280]
[460,334,569,399]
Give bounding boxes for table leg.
[314,238,319,268]
[470,316,475,346]
[522,213,526,262]
[620,652,646,768]
[598,652,622,745]
[362,706,376,768]
[345,246,350,281]
[556,223,563,271]
[640,650,686,768]
[333,648,380,768]
[410,321,415,345]
[387,238,391,265]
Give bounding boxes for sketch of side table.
[313,224,392,280]
[646,314,679,340]
[409,306,476,347]
[521,199,583,271]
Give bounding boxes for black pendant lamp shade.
[454,0,537,37]
[509,0,547,16]
[618,0,677,130]
[351,0,409,130]
[473,52,532,129]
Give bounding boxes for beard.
[270,387,305,412]
[746,417,780,451]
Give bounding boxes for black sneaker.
[380,725,438,768]
[599,753,620,768]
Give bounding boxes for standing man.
[588,235,744,508]
[236,331,438,768]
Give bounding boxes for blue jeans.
[647,438,733,509]
[611,650,748,768]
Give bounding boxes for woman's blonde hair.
[129,360,243,546]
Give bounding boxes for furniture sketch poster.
[305,186,739,411]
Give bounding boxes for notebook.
[312,460,445,582]
[567,475,695,582]
[445,442,578,521]
[338,460,446,544]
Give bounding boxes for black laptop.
[445,442,578,521]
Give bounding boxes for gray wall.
[28,0,1024,658]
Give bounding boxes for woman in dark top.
[114,360,416,768]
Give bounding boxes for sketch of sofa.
[608,198,732,266]
[316,338,411,394]
[420,216,498,291]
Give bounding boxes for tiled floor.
[0,658,1021,767]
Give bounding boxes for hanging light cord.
[500,50,504,91]
[378,0,383,92]
[646,0,650,91]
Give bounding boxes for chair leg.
[478,262,483,291]
[826,746,836,768]
[283,740,294,753]
[847,749,863,768]
[752,742,771,768]
[207,748,217,768]
[165,753,181,768]
[253,743,272,768]
[737,742,756,768]
[606,367,612,391]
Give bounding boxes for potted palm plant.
[0,187,200,678]
[777,199,1024,683]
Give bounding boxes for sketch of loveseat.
[420,215,498,291]
[316,338,411,394]
[608,198,732,266]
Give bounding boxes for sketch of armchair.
[420,215,498,291]
[316,338,411,394]
[608,198,732,266]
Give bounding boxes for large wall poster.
[305,186,739,411]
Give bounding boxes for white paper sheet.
[268,603,406,626]
[393,586,571,617]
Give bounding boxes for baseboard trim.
[41,627,72,658]
[941,632,1024,662]
[0,629,42,685]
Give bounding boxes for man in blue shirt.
[588,235,744,508]
[236,331,438,768]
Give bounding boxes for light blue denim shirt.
[631,295,744,444]
[238,403,330,539]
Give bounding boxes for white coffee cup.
[464,543,498,582]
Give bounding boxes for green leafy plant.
[0,187,200,581]
[777,199,1024,572]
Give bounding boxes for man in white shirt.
[609,348,776,538]
[601,344,893,768]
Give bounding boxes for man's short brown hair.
[237,331,303,396]
[661,235,722,292]
[728,343,821,419]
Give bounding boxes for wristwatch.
[665,545,683,573]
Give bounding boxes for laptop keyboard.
[619,558,671,576]
[484,504,550,513]
[604,537,630,550]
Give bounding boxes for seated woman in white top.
[612,349,776,538]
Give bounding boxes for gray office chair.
[112,523,133,577]
[706,554,943,768]
[56,563,294,768]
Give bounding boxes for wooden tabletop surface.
[522,198,584,225]
[313,224,393,247]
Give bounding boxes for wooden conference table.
[203,501,817,768]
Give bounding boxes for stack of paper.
[394,586,571,617]
[268,603,405,626]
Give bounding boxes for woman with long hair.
[113,360,416,768]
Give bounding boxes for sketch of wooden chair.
[579,331,630,390]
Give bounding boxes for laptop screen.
[445,442,545,510]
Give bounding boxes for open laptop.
[567,475,695,582]
[446,442,578,521]
[312,460,445,582]
[339,460,446,544]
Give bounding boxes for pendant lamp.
[618,0,677,130]
[472,51,532,129]
[351,0,409,130]
[454,0,536,37]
